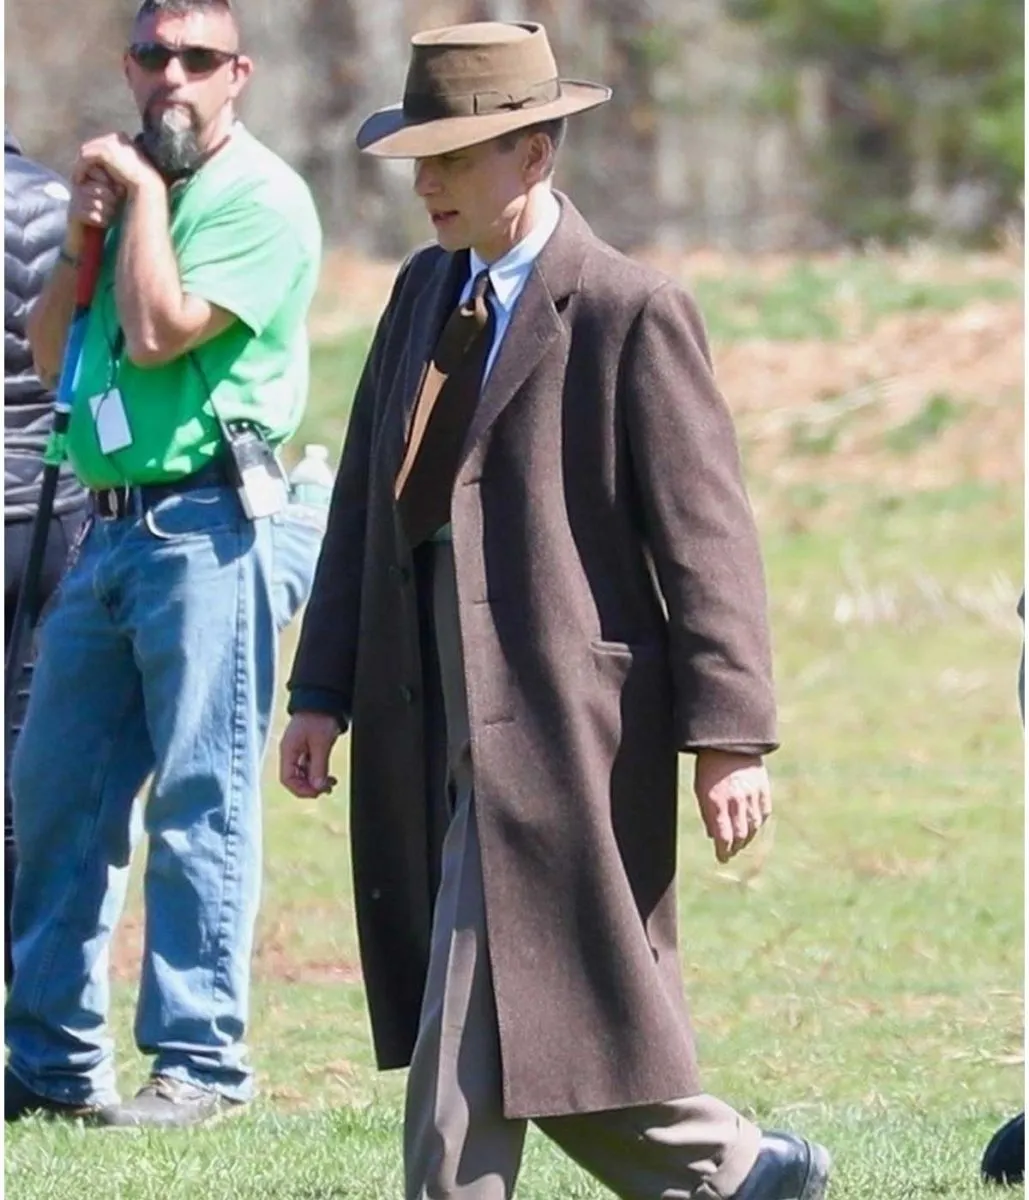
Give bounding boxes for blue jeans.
[6,486,323,1106]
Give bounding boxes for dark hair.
[497,118,567,155]
[496,118,567,178]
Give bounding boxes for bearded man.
[5,0,323,1128]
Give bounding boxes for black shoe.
[730,1131,832,1200]
[99,1075,244,1129]
[982,1112,1025,1186]
[4,1067,109,1124]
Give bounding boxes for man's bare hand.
[66,134,165,247]
[74,133,162,196]
[280,713,342,799]
[693,750,771,864]
[66,161,124,249]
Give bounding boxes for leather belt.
[89,458,231,521]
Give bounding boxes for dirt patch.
[722,299,1021,419]
[726,298,1023,489]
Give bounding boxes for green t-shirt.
[66,124,322,488]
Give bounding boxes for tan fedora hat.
[356,21,611,159]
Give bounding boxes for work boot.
[4,1067,111,1125]
[99,1075,245,1130]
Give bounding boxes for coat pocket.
[588,638,673,731]
[590,638,661,659]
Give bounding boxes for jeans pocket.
[142,488,243,541]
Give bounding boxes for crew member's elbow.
[123,333,182,369]
[28,331,59,388]
[36,363,59,389]
[125,300,235,368]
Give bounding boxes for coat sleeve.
[620,280,778,755]
[286,258,415,726]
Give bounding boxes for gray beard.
[140,106,205,179]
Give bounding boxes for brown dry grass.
[727,298,1023,490]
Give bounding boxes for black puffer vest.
[5,131,85,520]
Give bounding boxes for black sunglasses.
[129,42,238,75]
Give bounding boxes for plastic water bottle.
[288,443,334,508]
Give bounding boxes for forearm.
[115,178,187,366]
[26,226,82,388]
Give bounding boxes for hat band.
[403,77,561,121]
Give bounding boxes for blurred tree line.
[728,0,1024,242]
[5,0,1022,254]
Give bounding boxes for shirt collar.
[468,189,561,313]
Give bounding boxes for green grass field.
[5,251,1024,1199]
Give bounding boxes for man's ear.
[229,54,254,100]
[524,132,551,184]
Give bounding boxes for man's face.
[413,136,538,262]
[124,9,251,175]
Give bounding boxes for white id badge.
[88,389,134,454]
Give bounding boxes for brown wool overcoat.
[289,195,777,1120]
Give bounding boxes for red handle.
[75,226,105,309]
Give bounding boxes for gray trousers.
[404,542,761,1200]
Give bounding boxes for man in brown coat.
[281,20,831,1200]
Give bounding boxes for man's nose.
[413,160,442,197]
[160,53,189,86]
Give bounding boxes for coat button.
[400,684,417,705]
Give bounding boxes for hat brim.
[356,80,612,158]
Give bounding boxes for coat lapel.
[385,248,470,476]
[461,194,593,461]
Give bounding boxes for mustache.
[144,92,199,123]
